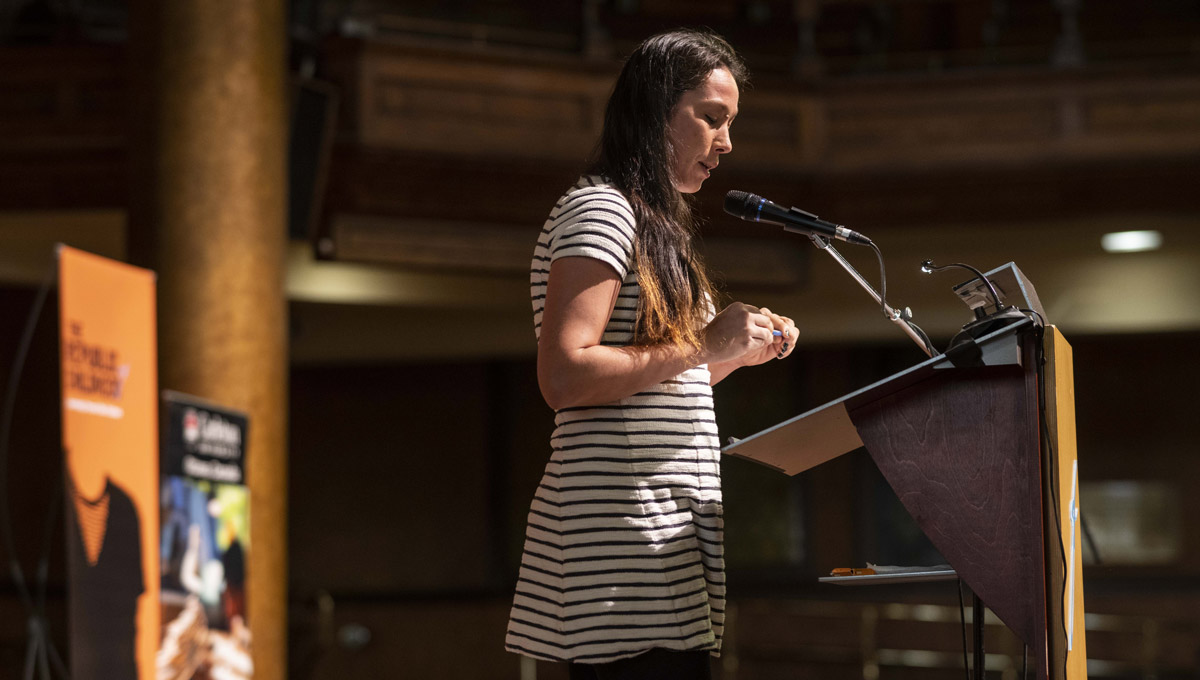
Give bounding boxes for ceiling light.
[1101,230,1162,253]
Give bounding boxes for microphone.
[724,190,872,245]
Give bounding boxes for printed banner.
[158,392,252,680]
[58,245,159,680]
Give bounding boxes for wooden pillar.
[127,2,288,679]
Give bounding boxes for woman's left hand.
[738,307,798,367]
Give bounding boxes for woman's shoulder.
[541,176,638,271]
[557,175,632,212]
[548,175,634,235]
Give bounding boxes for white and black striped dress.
[505,176,726,664]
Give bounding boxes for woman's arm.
[537,256,779,410]
[707,359,742,386]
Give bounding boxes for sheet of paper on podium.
[724,400,863,475]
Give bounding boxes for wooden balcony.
[2,36,1199,352]
[328,37,1200,173]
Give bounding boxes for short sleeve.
[547,187,636,280]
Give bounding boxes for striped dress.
[505,176,726,664]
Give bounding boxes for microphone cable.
[867,240,937,356]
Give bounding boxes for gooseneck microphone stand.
[807,234,935,357]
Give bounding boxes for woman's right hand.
[702,302,778,365]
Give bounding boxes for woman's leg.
[566,660,600,680]
[571,648,712,680]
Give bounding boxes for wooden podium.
[724,317,1088,680]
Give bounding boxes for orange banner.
[59,245,159,680]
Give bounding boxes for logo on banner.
[183,409,200,445]
[182,409,242,457]
[177,408,243,482]
[63,321,132,419]
[166,402,246,484]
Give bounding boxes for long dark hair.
[588,29,748,353]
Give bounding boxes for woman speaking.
[506,29,798,679]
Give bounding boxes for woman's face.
[667,66,739,194]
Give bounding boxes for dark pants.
[567,648,713,680]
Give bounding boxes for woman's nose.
[715,127,732,155]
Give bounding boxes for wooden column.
[127,2,288,679]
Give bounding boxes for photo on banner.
[58,245,159,680]
[158,391,253,680]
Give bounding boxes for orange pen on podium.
[830,566,877,577]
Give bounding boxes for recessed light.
[1101,230,1162,253]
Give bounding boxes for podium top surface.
[722,316,1034,475]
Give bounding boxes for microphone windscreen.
[723,190,757,219]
